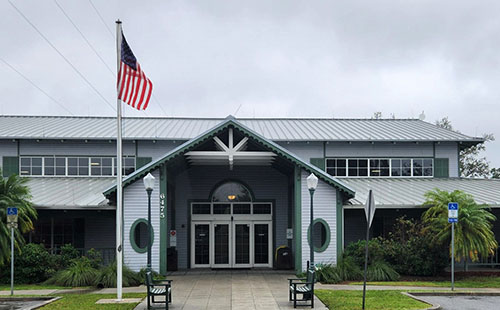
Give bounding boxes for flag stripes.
[117,32,153,110]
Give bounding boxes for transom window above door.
[191,203,272,215]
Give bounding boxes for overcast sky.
[1,1,499,167]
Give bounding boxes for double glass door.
[191,221,271,268]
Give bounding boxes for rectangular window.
[391,159,412,177]
[413,158,433,177]
[369,159,389,176]
[326,157,433,178]
[253,203,272,214]
[192,203,211,214]
[44,157,55,176]
[19,156,135,177]
[326,159,347,176]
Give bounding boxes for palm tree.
[0,172,37,265]
[422,189,498,262]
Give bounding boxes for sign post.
[362,190,376,310]
[7,207,18,296]
[448,202,458,291]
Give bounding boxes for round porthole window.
[307,219,330,252]
[130,219,154,253]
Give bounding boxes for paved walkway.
[130,270,326,310]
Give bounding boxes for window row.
[325,158,433,177]
[20,156,136,176]
[192,203,272,215]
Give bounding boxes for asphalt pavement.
[418,295,500,310]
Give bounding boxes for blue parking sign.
[448,202,458,223]
[7,207,18,216]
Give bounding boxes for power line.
[8,0,115,112]
[54,0,114,76]
[152,94,168,116]
[88,0,114,38]
[86,1,169,117]
[0,58,74,115]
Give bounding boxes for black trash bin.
[167,247,178,271]
[275,246,293,270]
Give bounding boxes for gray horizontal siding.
[301,170,337,270]
[19,140,135,156]
[277,142,323,162]
[137,140,181,161]
[123,169,160,272]
[325,142,433,157]
[435,142,459,177]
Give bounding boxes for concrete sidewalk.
[131,271,326,310]
[316,283,500,292]
[0,287,93,296]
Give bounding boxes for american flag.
[117,32,153,110]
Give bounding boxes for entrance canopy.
[104,116,355,199]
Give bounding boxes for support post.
[11,227,14,296]
[362,192,372,310]
[309,189,315,272]
[147,188,153,270]
[115,19,123,301]
[451,222,455,291]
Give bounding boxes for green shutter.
[310,158,325,171]
[2,156,19,177]
[434,158,449,178]
[135,157,152,170]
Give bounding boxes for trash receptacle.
[167,247,178,271]
[275,246,293,270]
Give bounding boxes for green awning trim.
[103,116,355,198]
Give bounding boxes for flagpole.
[115,19,123,301]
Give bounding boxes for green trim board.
[310,158,325,170]
[336,192,343,262]
[434,158,449,178]
[2,156,19,177]
[130,218,155,254]
[159,164,167,275]
[307,218,331,253]
[294,166,302,273]
[136,157,152,169]
[103,117,355,198]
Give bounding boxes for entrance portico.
[105,117,355,274]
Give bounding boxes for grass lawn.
[348,276,500,288]
[315,290,429,310]
[39,293,146,310]
[0,284,66,291]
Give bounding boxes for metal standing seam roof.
[0,115,483,142]
[342,178,500,208]
[103,117,356,198]
[27,177,115,209]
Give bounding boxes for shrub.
[367,260,400,281]
[59,244,80,267]
[85,248,103,269]
[0,243,57,284]
[344,238,385,267]
[45,256,99,287]
[314,263,342,284]
[336,255,363,281]
[95,261,141,288]
[383,216,449,276]
[137,268,162,282]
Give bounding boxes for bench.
[145,271,172,310]
[288,269,315,308]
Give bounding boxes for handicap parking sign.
[448,203,458,223]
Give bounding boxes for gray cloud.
[1,0,499,166]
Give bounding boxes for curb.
[409,291,500,297]
[401,292,440,310]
